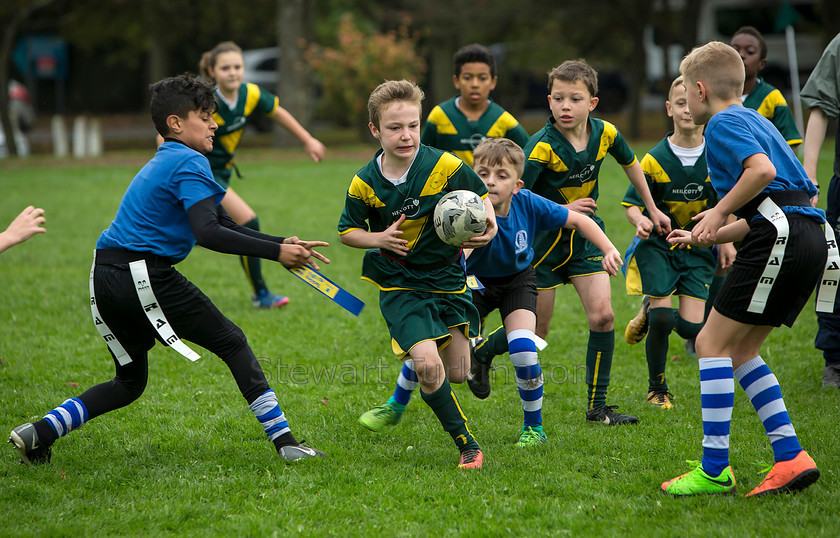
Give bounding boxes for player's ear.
[589,96,599,111]
[489,76,498,91]
[166,114,182,134]
[665,100,673,118]
[368,122,380,139]
[452,74,459,88]
[512,179,524,195]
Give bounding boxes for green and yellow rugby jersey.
[522,116,637,228]
[421,96,529,166]
[338,144,488,293]
[206,82,278,183]
[621,134,718,233]
[743,78,802,146]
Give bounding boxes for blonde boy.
[474,60,671,425]
[662,42,826,497]
[338,80,496,469]
[622,76,735,409]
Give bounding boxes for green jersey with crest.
[421,97,529,166]
[206,82,278,185]
[621,134,718,233]
[742,78,802,147]
[522,116,637,229]
[338,144,488,292]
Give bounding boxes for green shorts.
[379,288,480,357]
[635,237,715,300]
[532,221,606,290]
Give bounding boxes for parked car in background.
[243,47,279,89]
[242,47,278,132]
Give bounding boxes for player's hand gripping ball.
[433,190,488,246]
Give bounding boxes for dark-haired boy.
[9,74,329,465]
[421,43,529,167]
[730,25,802,149]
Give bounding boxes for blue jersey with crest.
[466,189,568,278]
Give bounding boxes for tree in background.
[306,12,426,141]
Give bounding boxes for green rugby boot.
[661,461,737,496]
[516,425,548,447]
[359,401,405,432]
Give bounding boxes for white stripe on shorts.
[817,224,840,313]
[129,260,200,362]
[748,198,789,314]
[90,253,132,366]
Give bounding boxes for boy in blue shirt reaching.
[661,42,832,497]
[10,74,329,465]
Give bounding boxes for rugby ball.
[433,190,487,246]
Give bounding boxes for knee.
[649,308,674,334]
[589,308,614,331]
[210,323,249,358]
[411,355,444,384]
[448,365,469,384]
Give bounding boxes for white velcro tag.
[128,260,200,362]
[89,253,132,366]
[748,198,789,314]
[817,224,840,313]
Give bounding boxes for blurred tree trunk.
[276,0,308,148]
[0,0,54,157]
[617,0,652,140]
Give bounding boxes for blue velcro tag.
[287,266,365,316]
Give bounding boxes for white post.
[785,25,804,156]
[86,117,103,156]
[51,115,68,157]
[72,116,87,158]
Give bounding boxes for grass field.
[1,141,838,536]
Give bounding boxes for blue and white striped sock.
[508,329,543,427]
[699,357,734,476]
[44,397,88,438]
[390,360,418,407]
[249,389,290,442]
[734,356,802,462]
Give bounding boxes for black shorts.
[93,250,251,366]
[715,213,826,327]
[471,266,538,324]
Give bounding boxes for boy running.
[661,42,828,497]
[9,74,329,465]
[358,138,623,445]
[339,80,497,469]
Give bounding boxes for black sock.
[239,217,268,294]
[272,432,299,450]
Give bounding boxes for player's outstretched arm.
[564,210,622,275]
[270,106,326,163]
[339,214,409,255]
[625,162,671,235]
[280,236,330,270]
[669,218,749,247]
[803,107,829,206]
[625,204,654,240]
[0,206,46,254]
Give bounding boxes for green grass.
[0,142,838,536]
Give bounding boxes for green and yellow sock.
[586,330,614,409]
